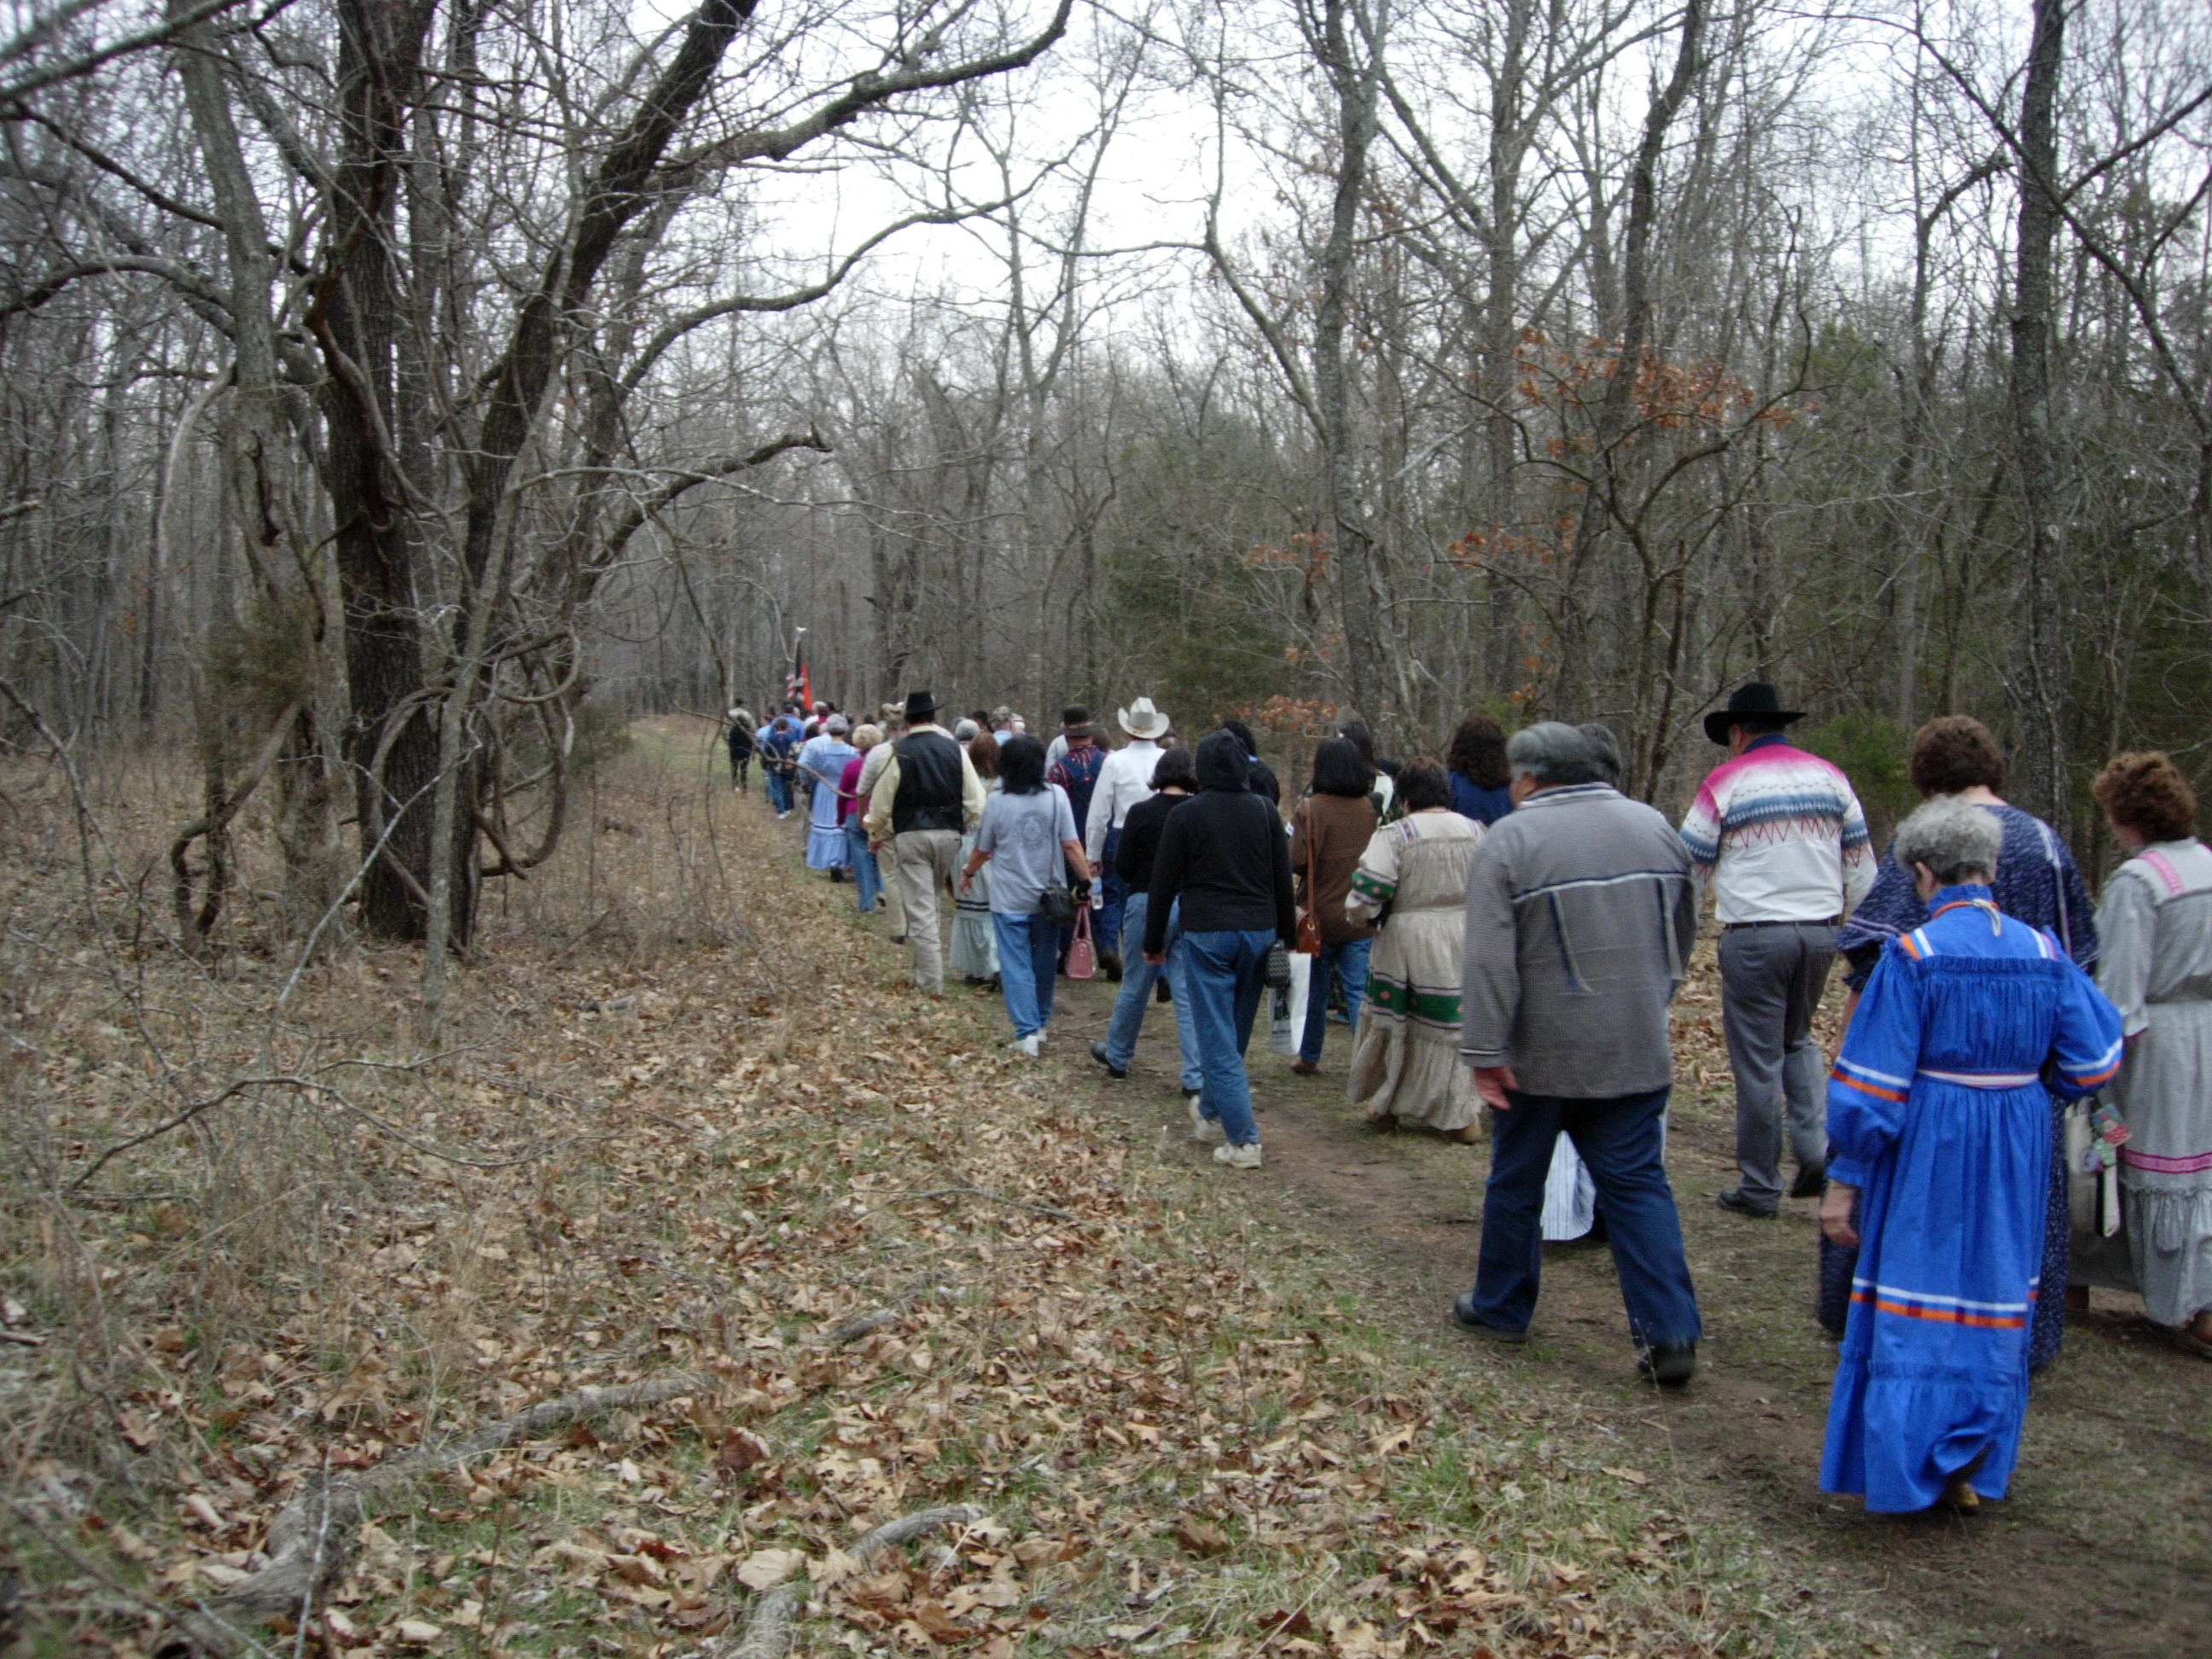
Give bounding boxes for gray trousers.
[1718,922,1835,1203]
[892,830,961,994]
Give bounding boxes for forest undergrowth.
[2,717,1889,1659]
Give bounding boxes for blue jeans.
[1180,928,1273,1146]
[845,820,882,912]
[992,911,1060,1039]
[1468,1086,1702,1348]
[765,767,792,814]
[1097,830,1127,961]
[1100,894,1203,1091]
[1298,937,1371,1064]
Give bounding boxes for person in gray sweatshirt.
[1453,721,1703,1386]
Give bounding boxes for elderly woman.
[2092,754,2212,1358]
[839,725,885,913]
[1345,758,1484,1137]
[1819,799,2120,1514]
[801,715,859,876]
[1827,717,2098,1365]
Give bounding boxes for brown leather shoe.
[1289,1060,1320,1077]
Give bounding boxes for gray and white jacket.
[1459,783,1697,1098]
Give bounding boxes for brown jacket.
[1291,793,1379,944]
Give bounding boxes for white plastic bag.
[1268,950,1311,1057]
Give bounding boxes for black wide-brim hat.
[903,689,938,722]
[1703,680,1806,745]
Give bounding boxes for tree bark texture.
[1310,0,1390,737]
[2006,0,2069,831]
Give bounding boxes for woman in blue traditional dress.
[1819,799,2121,1514]
[801,716,859,874]
[1828,717,2097,1369]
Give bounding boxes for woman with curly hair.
[1827,715,2098,1368]
[2093,752,2212,1358]
[1446,714,1513,826]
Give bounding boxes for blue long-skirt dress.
[1822,889,2121,1512]
[1830,804,2098,1368]
[803,740,858,870]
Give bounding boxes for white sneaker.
[1009,1033,1042,1058]
[1187,1097,1224,1144]
[1213,1141,1262,1169]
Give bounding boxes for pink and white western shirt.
[1679,736,1874,924]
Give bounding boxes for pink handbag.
[1066,904,1096,980]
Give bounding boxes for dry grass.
[1,716,1892,1659]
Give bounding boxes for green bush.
[1794,712,1916,844]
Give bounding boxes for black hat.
[1703,681,1806,746]
[903,689,938,722]
[1061,705,1091,730]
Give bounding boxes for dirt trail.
[1027,963,2212,1658]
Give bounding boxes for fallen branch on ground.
[819,1270,958,1348]
[160,1372,710,1658]
[852,1185,1080,1225]
[715,1505,981,1659]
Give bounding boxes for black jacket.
[1248,757,1282,807]
[890,731,963,833]
[1115,789,1188,892]
[1144,731,1295,953]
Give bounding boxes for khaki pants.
[892,830,961,993]
[879,838,907,938]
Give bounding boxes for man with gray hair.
[1454,721,1703,1385]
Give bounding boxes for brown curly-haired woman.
[2093,752,2212,1358]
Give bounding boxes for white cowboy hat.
[1117,697,1171,740]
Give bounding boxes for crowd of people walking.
[726,682,2209,1520]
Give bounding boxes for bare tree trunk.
[2005,0,2068,830]
[1559,0,1703,717]
[1309,0,1390,734]
[310,0,443,943]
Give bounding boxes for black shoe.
[1088,1041,1126,1080]
[1450,1292,1528,1343]
[1790,1164,1828,1200]
[1100,951,1124,982]
[1637,1342,1697,1388]
[1714,1189,1778,1220]
[1155,979,1173,1004]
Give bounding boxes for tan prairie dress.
[1345,809,1485,1133]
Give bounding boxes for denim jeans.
[765,767,792,814]
[1466,1085,1702,1348]
[1100,894,1203,1091]
[992,911,1060,1039]
[1179,928,1273,1146]
[845,820,882,912]
[1298,936,1371,1065]
[1097,829,1127,960]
